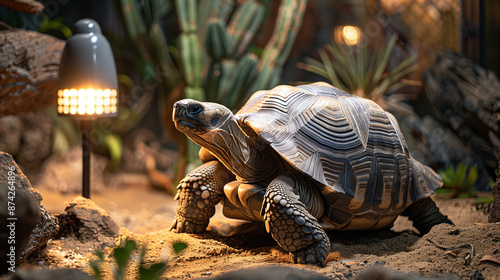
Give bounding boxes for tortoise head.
[173,99,286,182]
[173,99,238,148]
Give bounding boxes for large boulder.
[0,152,58,274]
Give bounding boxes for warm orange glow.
[58,88,118,116]
[334,26,361,46]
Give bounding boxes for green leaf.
[472,196,494,205]
[173,242,188,254]
[456,162,467,187]
[104,133,123,165]
[89,251,105,280]
[435,188,457,194]
[113,240,137,280]
[457,192,472,199]
[463,165,478,189]
[139,263,167,280]
[89,260,102,280]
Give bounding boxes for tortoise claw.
[170,215,207,234]
[291,238,329,267]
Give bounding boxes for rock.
[407,115,492,190]
[424,51,500,177]
[56,196,120,250]
[16,111,53,169]
[0,27,64,117]
[353,266,458,280]
[36,146,107,194]
[0,116,23,155]
[0,179,39,274]
[0,152,59,272]
[488,161,500,223]
[206,266,330,280]
[3,268,94,280]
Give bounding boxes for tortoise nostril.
[188,104,203,115]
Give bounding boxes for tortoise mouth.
[176,118,200,128]
[173,105,202,129]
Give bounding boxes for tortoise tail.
[411,158,443,199]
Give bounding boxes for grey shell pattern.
[237,82,442,230]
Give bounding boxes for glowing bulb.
[70,107,77,114]
[58,106,63,113]
[78,105,86,115]
[342,26,360,46]
[78,95,86,106]
[96,105,103,114]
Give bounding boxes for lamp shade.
[58,19,118,118]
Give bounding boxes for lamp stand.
[81,120,92,198]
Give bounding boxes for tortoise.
[170,82,453,266]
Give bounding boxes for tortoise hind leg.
[402,197,454,235]
[261,173,330,266]
[170,161,233,233]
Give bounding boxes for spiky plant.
[298,35,417,104]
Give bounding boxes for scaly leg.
[401,196,454,235]
[170,161,232,233]
[261,173,329,266]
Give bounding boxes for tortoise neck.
[205,118,287,184]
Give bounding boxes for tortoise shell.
[236,82,442,230]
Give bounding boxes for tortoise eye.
[188,104,203,115]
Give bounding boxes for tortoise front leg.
[261,173,330,266]
[170,161,232,233]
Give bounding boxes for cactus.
[175,0,197,33]
[227,0,265,58]
[148,23,179,87]
[204,18,232,61]
[198,0,235,42]
[250,0,308,94]
[116,0,308,176]
[224,53,258,108]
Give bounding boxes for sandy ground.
[24,185,499,279]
